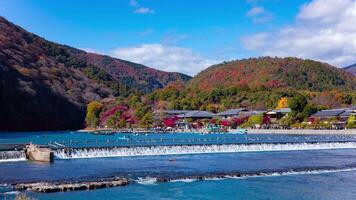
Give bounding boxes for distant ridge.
[0,16,190,131]
[344,63,356,76]
[188,57,356,91]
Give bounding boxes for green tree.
[289,95,308,112]
[241,114,263,128]
[347,115,356,129]
[288,95,308,122]
[299,104,319,120]
[117,118,127,128]
[140,112,153,128]
[85,101,103,128]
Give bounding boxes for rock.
[13,178,128,193]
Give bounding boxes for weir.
[2,139,356,162]
[53,141,356,159]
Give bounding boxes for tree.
[140,112,153,128]
[299,104,318,120]
[289,95,308,112]
[276,97,289,109]
[85,101,103,129]
[289,95,308,122]
[347,115,356,129]
[241,114,263,128]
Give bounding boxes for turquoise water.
[1,132,356,199]
[29,170,356,200]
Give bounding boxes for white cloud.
[242,0,356,67]
[80,48,103,54]
[129,0,155,14]
[110,44,219,76]
[134,7,155,14]
[245,6,274,23]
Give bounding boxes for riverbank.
[79,128,356,135]
[246,129,356,135]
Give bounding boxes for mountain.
[0,16,190,131]
[188,57,355,92]
[344,63,356,76]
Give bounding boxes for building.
[266,108,292,122]
[176,111,215,120]
[154,110,193,120]
[309,107,356,129]
[309,109,346,121]
[237,110,266,118]
[216,108,247,119]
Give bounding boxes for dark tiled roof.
[216,108,247,116]
[177,111,215,118]
[340,110,356,116]
[155,110,193,115]
[238,111,265,118]
[310,109,345,117]
[269,108,292,114]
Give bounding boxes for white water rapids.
[54,142,356,159]
[0,151,26,162]
[1,142,356,162]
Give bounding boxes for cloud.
[245,6,274,23]
[110,44,219,76]
[134,7,155,14]
[129,0,155,14]
[242,0,356,67]
[80,48,103,54]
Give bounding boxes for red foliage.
[163,116,178,127]
[263,115,271,124]
[220,120,230,127]
[232,117,249,125]
[100,105,128,123]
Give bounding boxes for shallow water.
[1,132,356,199]
[28,170,356,200]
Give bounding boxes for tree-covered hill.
[188,57,355,92]
[0,16,190,131]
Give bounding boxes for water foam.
[133,167,356,185]
[227,167,356,179]
[54,142,356,159]
[136,177,158,185]
[0,151,26,163]
[169,178,197,183]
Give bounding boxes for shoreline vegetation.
[84,95,356,134]
[80,128,356,135]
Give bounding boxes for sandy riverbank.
[246,129,356,135]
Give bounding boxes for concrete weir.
[25,144,54,162]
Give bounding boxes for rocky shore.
[13,178,128,193]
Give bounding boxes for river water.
[1,131,356,199]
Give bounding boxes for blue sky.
[1,0,355,75]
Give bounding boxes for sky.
[1,0,356,76]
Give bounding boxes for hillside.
[0,17,190,131]
[188,57,355,92]
[344,64,356,76]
